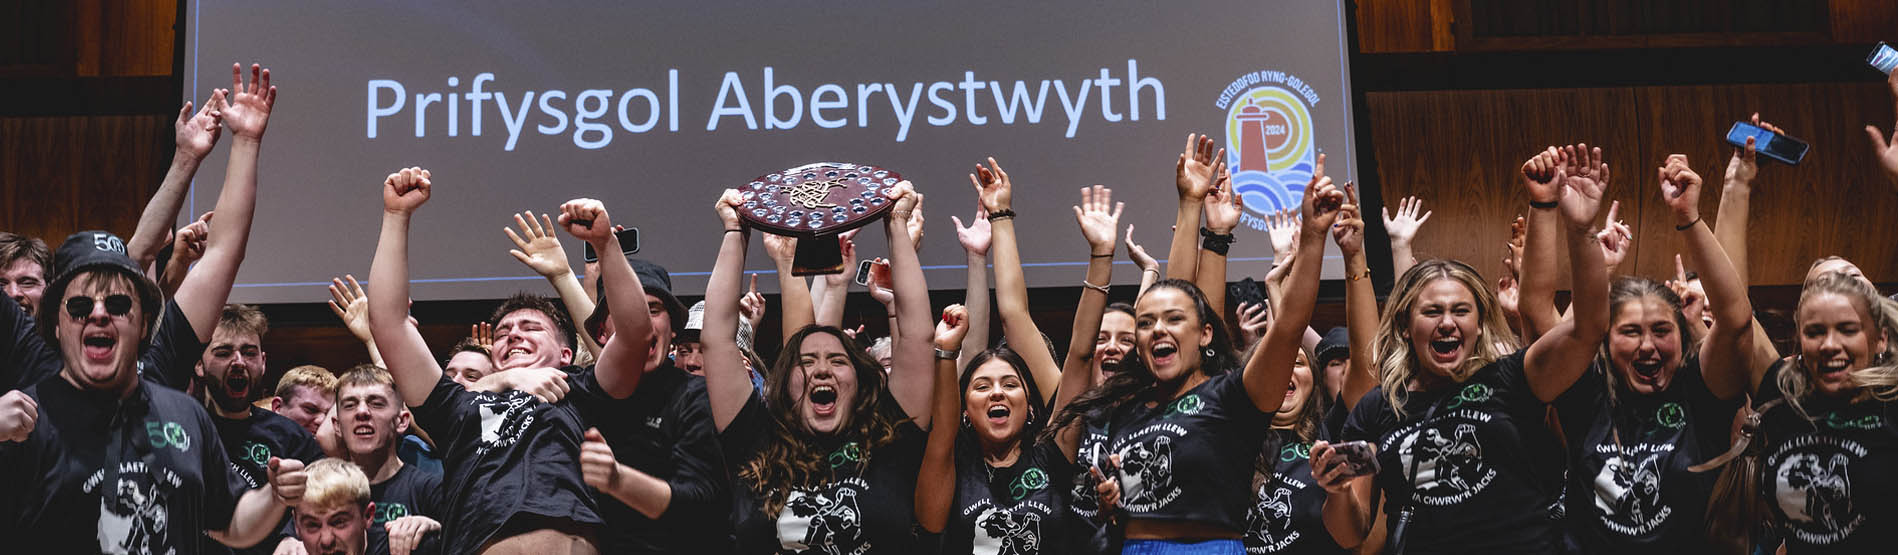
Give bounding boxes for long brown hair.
[740,325,906,516]
[1044,280,1241,441]
[1374,259,1519,417]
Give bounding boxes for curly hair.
[1044,279,1241,441]
[1374,259,1520,418]
[740,325,907,516]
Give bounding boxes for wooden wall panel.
[0,115,169,243]
[1356,0,1456,53]
[1367,81,1895,288]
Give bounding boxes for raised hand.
[472,322,495,353]
[1503,214,1526,278]
[1727,113,1783,186]
[952,203,993,256]
[866,257,895,308]
[0,390,37,442]
[1658,154,1703,227]
[739,274,767,329]
[579,428,621,491]
[267,457,308,505]
[1556,144,1609,229]
[1521,146,1562,204]
[1203,162,1242,234]
[1073,185,1125,254]
[1175,133,1224,201]
[221,63,277,140]
[1381,195,1431,245]
[934,304,970,350]
[171,211,214,268]
[1124,225,1158,273]
[1496,275,1522,320]
[382,167,433,215]
[1332,182,1365,256]
[1235,301,1270,348]
[971,158,1013,213]
[715,188,745,231]
[1267,209,1300,262]
[1300,154,1346,234]
[819,232,860,289]
[905,197,926,249]
[557,198,614,248]
[1596,201,1632,271]
[1865,69,1898,185]
[175,89,225,159]
[1667,255,1710,326]
[505,211,574,278]
[888,181,923,221]
[327,275,375,343]
[761,234,798,266]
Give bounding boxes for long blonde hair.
[1778,271,1898,421]
[1375,259,1520,417]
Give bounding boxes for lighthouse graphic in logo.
[1224,86,1316,215]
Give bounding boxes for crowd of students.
[0,61,1895,555]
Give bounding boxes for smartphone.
[853,259,875,286]
[1228,278,1267,311]
[1725,122,1809,166]
[866,259,892,290]
[1325,441,1380,479]
[582,227,641,263]
[1869,41,1898,75]
[1090,443,1119,476]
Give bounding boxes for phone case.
[1870,42,1898,74]
[1328,441,1381,478]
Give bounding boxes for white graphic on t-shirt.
[1244,484,1302,552]
[1771,433,1867,546]
[96,479,172,555]
[474,394,537,457]
[1395,420,1496,505]
[1592,452,1670,535]
[972,507,1041,555]
[1116,436,1176,511]
[776,480,868,555]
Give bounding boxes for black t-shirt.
[1339,351,1564,554]
[1105,368,1271,533]
[0,297,203,393]
[567,363,729,554]
[1064,422,1114,555]
[368,463,444,555]
[1552,360,1740,553]
[412,370,601,555]
[944,438,1072,555]
[1755,361,1898,554]
[721,389,926,554]
[208,407,324,555]
[1244,428,1345,555]
[0,375,248,554]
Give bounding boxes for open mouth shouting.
[1630,357,1665,382]
[1150,341,1179,370]
[1427,336,1463,366]
[82,329,117,363]
[985,404,1012,427]
[810,385,839,416]
[224,371,252,400]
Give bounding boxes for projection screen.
[182,0,1361,302]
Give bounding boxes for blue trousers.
[1122,538,1245,555]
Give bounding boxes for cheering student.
[1530,153,1760,553]
[701,181,936,554]
[290,459,376,555]
[1315,144,1611,554]
[915,176,1127,554]
[1047,150,1342,555]
[0,231,308,553]
[195,304,323,555]
[368,169,660,554]
[271,365,338,437]
[318,365,446,555]
[0,233,49,321]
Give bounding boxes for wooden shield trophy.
[738,162,900,275]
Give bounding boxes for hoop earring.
[1203,347,1216,359]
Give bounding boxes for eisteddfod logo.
[1217,70,1321,231]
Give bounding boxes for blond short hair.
[300,458,371,513]
[275,365,337,399]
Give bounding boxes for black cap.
[42,231,162,340]
[587,256,686,341]
[1314,326,1351,367]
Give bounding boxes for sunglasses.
[65,294,135,320]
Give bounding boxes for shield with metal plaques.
[738,162,900,275]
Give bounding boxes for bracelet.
[1199,228,1235,256]
[1346,269,1371,282]
[1142,267,1160,275]
[724,228,744,234]
[986,209,1017,221]
[935,347,960,360]
[1674,216,1701,231]
[1082,280,1111,294]
[1529,200,1559,209]
[1090,252,1114,258]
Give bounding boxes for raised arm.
[368,167,445,407]
[975,159,1060,406]
[1718,113,1776,285]
[130,90,224,270]
[761,234,814,335]
[1167,134,1221,280]
[1057,186,1123,415]
[952,204,993,369]
[558,199,651,398]
[1524,145,1611,402]
[883,182,936,427]
[703,190,755,432]
[505,211,601,357]
[1242,154,1344,411]
[1337,184,1379,412]
[1380,195,1431,278]
[158,212,212,297]
[326,275,386,367]
[1595,201,1632,277]
[916,304,968,533]
[1197,161,1238,317]
[1865,69,1898,191]
[174,64,274,342]
[811,232,857,328]
[1125,224,1161,296]
[1660,155,1778,399]
[1517,147,1566,343]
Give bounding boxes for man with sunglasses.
[0,231,309,553]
